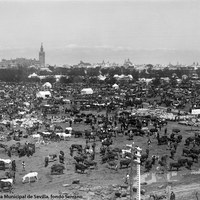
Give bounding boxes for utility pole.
[126,142,135,200]
[126,143,142,200]
[135,147,142,200]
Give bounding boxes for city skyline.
[0,0,199,65]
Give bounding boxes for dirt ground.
[1,109,200,200]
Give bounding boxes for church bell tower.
[39,43,45,67]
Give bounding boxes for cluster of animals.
[0,82,200,196]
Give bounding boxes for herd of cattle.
[0,107,200,193]
[0,82,200,195]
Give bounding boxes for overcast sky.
[0,0,199,65]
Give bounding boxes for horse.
[22,172,38,183]
[56,132,71,140]
[54,125,63,132]
[1,179,13,185]
[5,171,15,183]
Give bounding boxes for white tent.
[98,75,106,81]
[128,74,133,79]
[40,68,52,73]
[43,82,52,88]
[81,88,93,95]
[28,73,38,78]
[112,84,119,89]
[36,91,51,99]
[113,74,119,78]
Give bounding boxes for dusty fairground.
[1,110,200,200]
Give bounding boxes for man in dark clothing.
[92,142,96,152]
[170,191,175,200]
[170,149,176,160]
[164,128,167,135]
[8,149,11,158]
[11,160,16,171]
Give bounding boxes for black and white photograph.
[0,0,200,199]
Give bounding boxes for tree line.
[0,64,198,84]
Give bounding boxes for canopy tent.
[28,73,38,78]
[40,68,52,73]
[81,88,93,95]
[112,84,119,89]
[36,91,51,99]
[98,75,106,81]
[43,82,52,88]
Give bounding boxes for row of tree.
[0,65,199,83]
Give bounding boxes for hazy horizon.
[0,0,199,65]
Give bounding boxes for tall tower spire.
[39,43,45,67]
[40,43,44,52]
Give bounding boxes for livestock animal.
[107,161,118,171]
[101,154,115,163]
[22,172,38,183]
[85,148,93,154]
[149,193,166,200]
[121,149,132,158]
[56,132,72,140]
[140,150,149,165]
[83,160,97,168]
[0,143,8,153]
[120,159,131,168]
[51,164,65,174]
[190,148,200,155]
[1,179,13,185]
[75,163,88,173]
[182,148,190,156]
[47,154,57,162]
[59,154,64,164]
[0,180,12,192]
[157,136,168,145]
[145,160,153,172]
[32,134,41,140]
[54,125,63,131]
[169,162,182,171]
[73,118,83,124]
[74,156,84,163]
[5,170,15,182]
[178,158,188,166]
[0,158,11,169]
[102,139,113,147]
[187,153,198,163]
[45,154,57,166]
[74,131,83,138]
[71,144,82,151]
[0,158,11,165]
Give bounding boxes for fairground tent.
[43,82,52,88]
[81,88,93,95]
[28,73,38,78]
[36,91,51,99]
[112,84,119,89]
